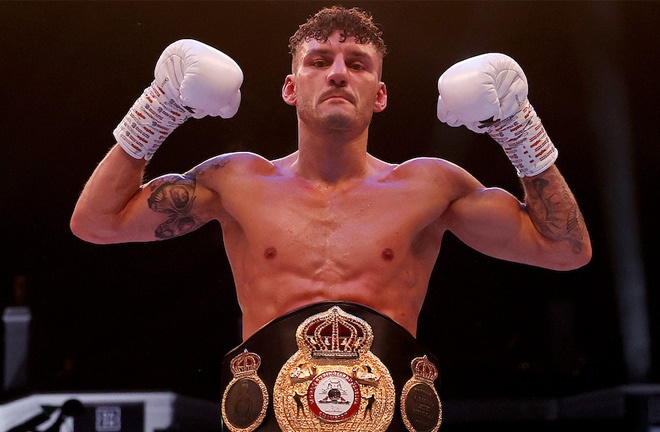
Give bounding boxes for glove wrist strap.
[113,81,190,161]
[487,101,558,177]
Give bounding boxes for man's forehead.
[299,30,379,57]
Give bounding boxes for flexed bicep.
[444,186,530,256]
[444,178,590,271]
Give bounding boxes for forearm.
[522,165,591,258]
[70,145,147,243]
[71,40,242,244]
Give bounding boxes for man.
[71,6,590,431]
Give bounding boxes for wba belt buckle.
[273,306,396,431]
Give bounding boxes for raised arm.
[437,53,591,270]
[442,165,590,270]
[70,39,243,244]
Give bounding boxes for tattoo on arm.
[191,155,231,177]
[524,170,588,253]
[146,156,231,239]
[147,173,201,239]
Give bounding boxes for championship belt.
[220,302,442,432]
[273,306,396,431]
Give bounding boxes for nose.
[327,57,348,87]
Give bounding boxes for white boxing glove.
[114,39,243,160]
[437,53,527,133]
[437,53,558,177]
[155,39,243,119]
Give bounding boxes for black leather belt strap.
[220,301,440,431]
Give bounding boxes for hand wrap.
[113,81,190,160]
[486,100,558,177]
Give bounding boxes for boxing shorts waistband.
[220,301,442,432]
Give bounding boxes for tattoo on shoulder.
[211,156,231,170]
[147,174,201,239]
[189,155,232,180]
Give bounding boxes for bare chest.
[216,172,449,337]
[221,176,444,276]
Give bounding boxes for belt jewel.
[221,350,269,432]
[274,306,396,431]
[401,355,442,432]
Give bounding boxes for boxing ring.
[2,386,660,431]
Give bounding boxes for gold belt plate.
[273,306,396,431]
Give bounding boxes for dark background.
[1,0,658,408]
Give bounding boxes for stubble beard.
[303,101,372,134]
[323,111,356,131]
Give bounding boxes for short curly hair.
[289,6,387,68]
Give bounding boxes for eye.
[350,63,365,71]
[312,59,327,68]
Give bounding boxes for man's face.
[282,31,387,132]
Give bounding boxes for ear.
[282,74,297,106]
[373,82,387,113]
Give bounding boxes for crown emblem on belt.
[229,349,262,378]
[297,305,374,360]
[411,355,438,383]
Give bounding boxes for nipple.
[264,247,278,259]
[381,248,394,261]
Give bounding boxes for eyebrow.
[304,47,373,60]
[297,45,382,76]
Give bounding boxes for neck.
[293,124,371,184]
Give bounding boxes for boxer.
[71,6,591,431]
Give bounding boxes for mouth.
[321,92,355,104]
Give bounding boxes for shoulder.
[392,157,479,186]
[188,152,277,180]
[386,157,484,207]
